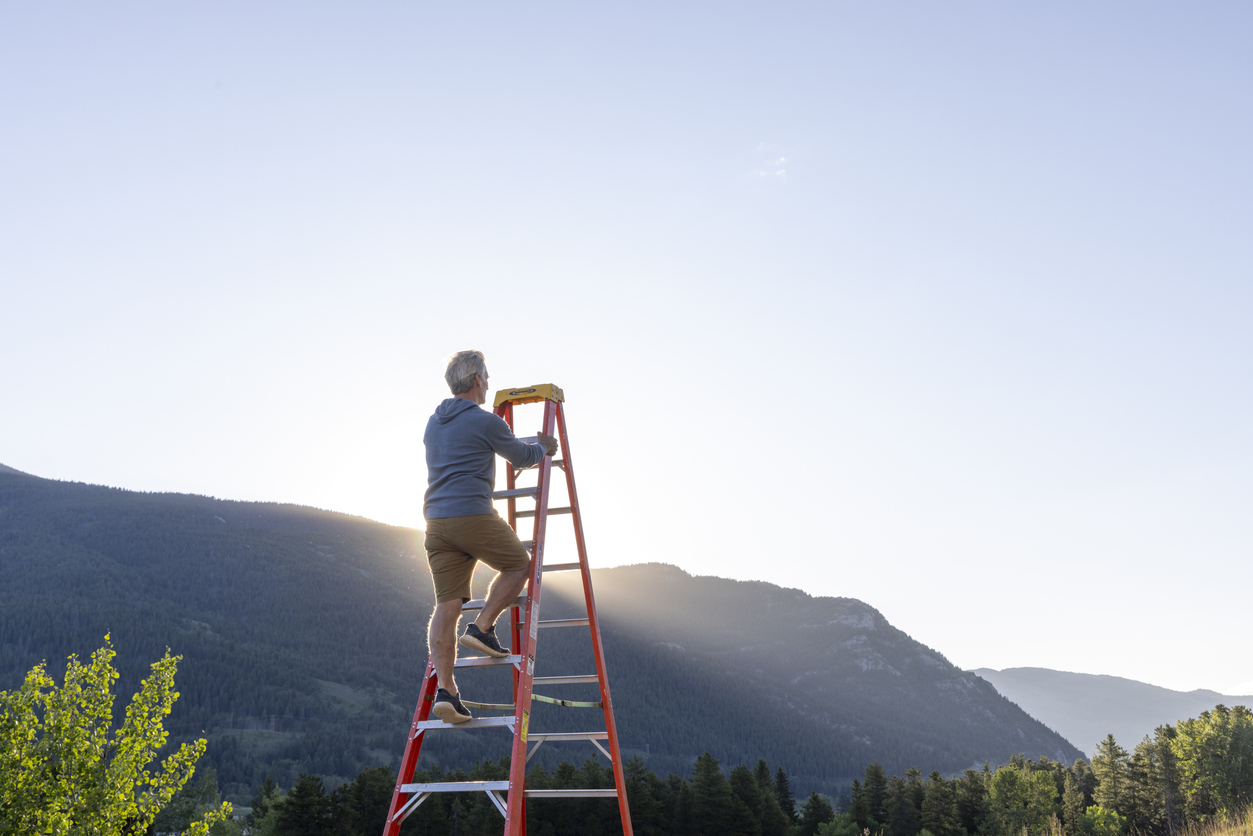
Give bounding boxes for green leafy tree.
[150,768,241,836]
[818,813,863,836]
[1078,805,1126,836]
[1170,704,1253,820]
[987,764,1057,836]
[0,637,229,836]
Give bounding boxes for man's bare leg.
[429,600,463,696]
[474,567,530,634]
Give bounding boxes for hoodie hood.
[434,398,481,424]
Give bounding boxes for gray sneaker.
[432,688,472,724]
[459,623,510,658]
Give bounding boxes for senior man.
[422,350,559,724]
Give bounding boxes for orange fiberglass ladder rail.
[381,384,634,836]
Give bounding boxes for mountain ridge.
[974,666,1252,757]
[0,463,1081,800]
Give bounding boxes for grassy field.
[1187,810,1253,836]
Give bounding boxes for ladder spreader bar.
[532,694,602,708]
[461,699,515,710]
[538,618,590,629]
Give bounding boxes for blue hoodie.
[423,398,547,520]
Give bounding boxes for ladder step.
[454,655,522,669]
[533,674,599,685]
[516,507,572,518]
[462,595,526,612]
[528,731,609,742]
[542,562,580,573]
[538,618,590,629]
[416,716,516,731]
[492,487,538,499]
[524,788,619,798]
[514,459,564,471]
[401,781,510,793]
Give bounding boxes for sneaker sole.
[459,634,510,659]
[432,701,472,724]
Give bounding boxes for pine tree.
[906,767,925,816]
[1073,758,1097,810]
[1062,771,1085,835]
[626,756,668,836]
[954,768,988,836]
[920,771,959,836]
[340,765,396,836]
[672,777,697,836]
[798,792,836,836]
[864,762,889,830]
[887,776,920,836]
[729,764,764,836]
[1153,725,1183,833]
[692,752,733,836]
[1092,735,1131,813]
[776,767,798,824]
[274,773,332,836]
[249,774,280,825]
[1126,737,1164,835]
[754,759,776,800]
[849,778,871,831]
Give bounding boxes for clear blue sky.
[3,3,1251,694]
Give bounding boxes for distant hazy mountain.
[973,667,1252,757]
[0,464,1079,801]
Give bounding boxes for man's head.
[445,350,490,404]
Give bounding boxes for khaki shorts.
[424,513,531,604]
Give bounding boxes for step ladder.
[382,384,634,836]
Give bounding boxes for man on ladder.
[422,349,558,724]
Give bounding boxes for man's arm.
[485,416,557,467]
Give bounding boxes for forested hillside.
[0,465,1080,803]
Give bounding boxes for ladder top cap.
[493,383,565,407]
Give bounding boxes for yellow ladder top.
[493,384,565,407]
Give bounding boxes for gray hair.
[444,350,486,394]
